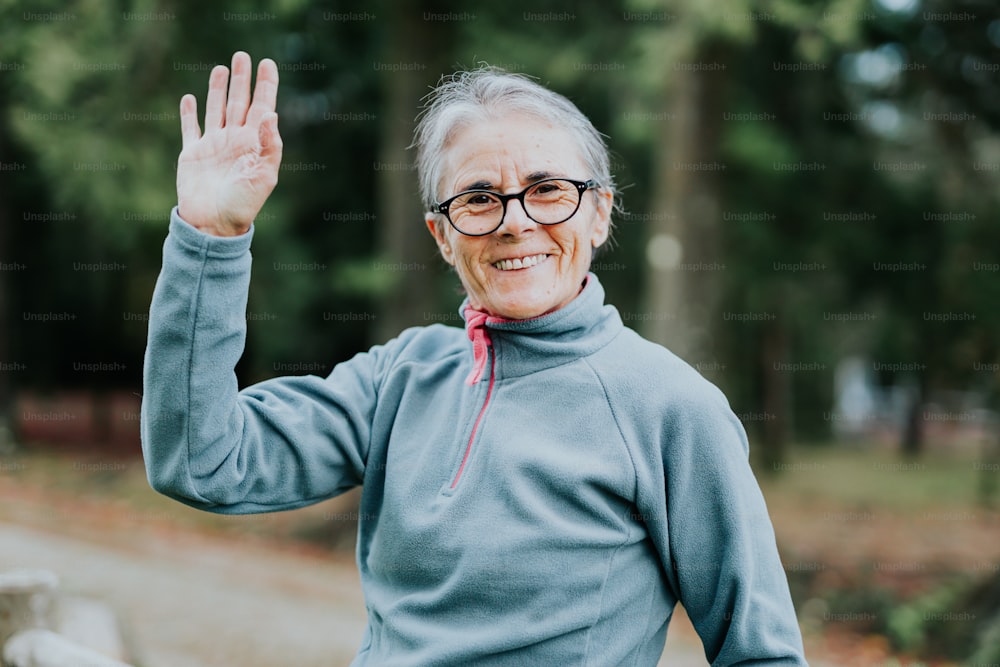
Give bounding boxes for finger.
[179,94,201,149]
[225,51,253,128]
[204,64,229,132]
[246,58,279,128]
[258,112,283,173]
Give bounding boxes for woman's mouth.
[492,253,550,271]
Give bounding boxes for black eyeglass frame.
[430,178,600,237]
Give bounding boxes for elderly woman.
[142,52,807,665]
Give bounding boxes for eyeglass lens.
[447,179,583,235]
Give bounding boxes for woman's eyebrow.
[525,171,554,183]
[460,179,494,192]
[457,171,557,194]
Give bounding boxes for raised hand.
[176,52,282,237]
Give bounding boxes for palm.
[176,53,282,236]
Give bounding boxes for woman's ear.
[590,190,613,249]
[425,214,455,265]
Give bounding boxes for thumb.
[259,112,282,152]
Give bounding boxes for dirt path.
[1,499,715,666]
[1,521,367,666]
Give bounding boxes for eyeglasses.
[431,178,599,237]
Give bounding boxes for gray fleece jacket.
[141,209,808,666]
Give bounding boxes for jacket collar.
[459,273,623,383]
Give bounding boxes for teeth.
[493,254,548,271]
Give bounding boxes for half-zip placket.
[450,342,495,488]
[451,306,500,489]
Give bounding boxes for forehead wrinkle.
[452,151,508,193]
[455,150,560,194]
[442,117,586,196]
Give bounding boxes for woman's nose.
[497,198,536,236]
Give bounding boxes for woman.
[142,52,808,665]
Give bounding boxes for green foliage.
[886,578,968,652]
[4,1,178,242]
[886,573,1000,662]
[969,616,1000,664]
[1,0,998,452]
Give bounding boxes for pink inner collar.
[461,275,591,385]
[462,306,492,385]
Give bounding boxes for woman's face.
[426,113,612,320]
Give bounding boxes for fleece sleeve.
[140,208,379,514]
[653,384,808,665]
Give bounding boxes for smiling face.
[426,113,612,320]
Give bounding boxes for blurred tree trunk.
[643,42,725,365]
[977,413,999,508]
[0,122,12,450]
[901,374,926,458]
[759,314,791,473]
[373,1,442,343]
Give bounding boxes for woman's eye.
[468,194,496,206]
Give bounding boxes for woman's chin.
[478,292,548,320]
[473,260,587,319]
[482,284,578,320]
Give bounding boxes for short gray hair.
[412,66,618,225]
